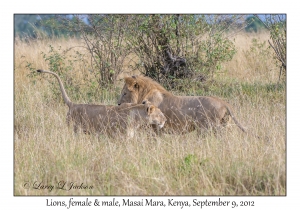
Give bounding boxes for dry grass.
[14,33,285,195]
[223,32,279,83]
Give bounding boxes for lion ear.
[124,77,138,91]
[147,105,155,115]
[124,76,135,85]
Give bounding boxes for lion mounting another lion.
[37,70,166,138]
[118,75,247,134]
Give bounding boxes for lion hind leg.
[220,112,231,127]
[66,112,79,134]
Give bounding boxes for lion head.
[117,76,140,105]
[143,102,167,128]
[117,75,171,107]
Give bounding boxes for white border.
[3,0,298,209]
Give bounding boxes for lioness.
[117,75,246,134]
[37,70,166,138]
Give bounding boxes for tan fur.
[118,75,246,134]
[37,70,166,138]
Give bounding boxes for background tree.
[17,14,250,88]
[14,14,79,39]
[14,14,39,37]
[44,15,132,88]
[124,15,245,88]
[245,16,266,33]
[255,14,286,82]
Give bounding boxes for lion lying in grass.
[117,75,246,134]
[37,70,166,138]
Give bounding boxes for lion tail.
[226,106,247,133]
[37,69,73,107]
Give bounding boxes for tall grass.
[223,32,280,83]
[14,32,285,195]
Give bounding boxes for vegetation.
[255,15,286,81]
[17,14,286,86]
[16,15,246,87]
[245,16,266,33]
[14,15,286,195]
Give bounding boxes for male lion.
[37,70,166,138]
[117,75,246,134]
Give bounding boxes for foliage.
[255,15,286,82]
[19,14,284,87]
[47,15,131,88]
[171,78,285,102]
[25,14,249,87]
[14,15,39,37]
[14,14,78,39]
[245,16,266,33]
[38,15,80,38]
[27,44,107,103]
[248,38,270,57]
[124,15,242,87]
[242,38,273,77]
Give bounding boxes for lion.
[117,75,246,134]
[36,70,166,138]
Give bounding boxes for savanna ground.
[14,32,285,195]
